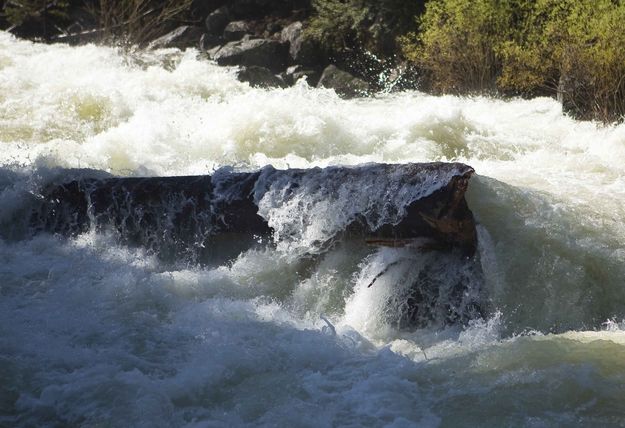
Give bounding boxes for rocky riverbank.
[126,1,407,97]
[1,0,411,98]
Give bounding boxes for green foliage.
[306,0,368,51]
[306,0,424,55]
[498,0,625,121]
[400,0,625,121]
[400,0,519,94]
[497,0,572,93]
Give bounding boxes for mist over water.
[3,32,625,426]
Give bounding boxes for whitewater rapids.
[2,32,625,426]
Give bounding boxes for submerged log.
[29,162,477,261]
[27,162,483,328]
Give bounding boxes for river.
[2,32,625,427]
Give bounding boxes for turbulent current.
[2,32,625,427]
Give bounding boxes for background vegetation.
[2,0,72,38]
[310,0,625,122]
[497,0,625,121]
[304,0,425,87]
[2,0,192,44]
[88,0,193,44]
[306,0,424,56]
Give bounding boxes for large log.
[29,162,477,261]
[27,162,483,327]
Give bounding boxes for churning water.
[2,32,625,427]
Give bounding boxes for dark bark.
[28,163,477,260]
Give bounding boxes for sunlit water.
[2,32,625,426]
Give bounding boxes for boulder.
[280,21,303,45]
[223,20,252,41]
[147,26,204,50]
[205,45,223,60]
[213,39,288,72]
[237,66,287,88]
[190,0,226,20]
[199,33,223,51]
[205,6,230,36]
[280,21,321,66]
[286,65,320,86]
[317,65,370,98]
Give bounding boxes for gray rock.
[237,66,286,88]
[205,6,230,36]
[292,69,320,86]
[284,65,300,84]
[213,39,288,72]
[317,65,370,98]
[286,65,320,86]
[199,33,223,51]
[280,21,303,45]
[280,21,320,66]
[206,45,222,60]
[223,20,252,41]
[147,26,204,50]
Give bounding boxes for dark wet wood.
[29,163,477,258]
[26,163,483,328]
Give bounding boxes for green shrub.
[402,0,625,121]
[307,0,425,56]
[498,0,625,121]
[400,0,519,94]
[306,0,368,51]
